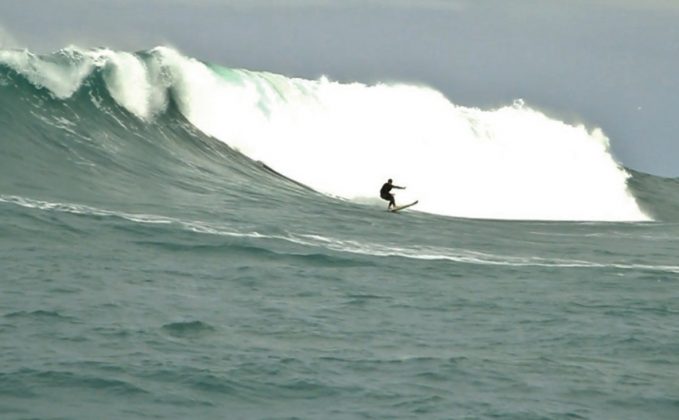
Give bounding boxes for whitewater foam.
[0,46,651,221]
[97,50,164,120]
[0,48,94,99]
[177,64,649,221]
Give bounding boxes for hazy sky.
[1,0,678,175]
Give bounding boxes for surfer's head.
[388,179,392,184]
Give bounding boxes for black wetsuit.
[380,183,395,206]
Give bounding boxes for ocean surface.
[1,46,678,420]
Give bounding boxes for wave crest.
[0,45,651,221]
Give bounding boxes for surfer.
[380,179,406,210]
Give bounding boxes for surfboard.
[389,200,418,213]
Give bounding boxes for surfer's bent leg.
[380,192,393,208]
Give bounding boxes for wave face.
[0,46,666,221]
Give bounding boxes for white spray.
[0,46,650,221]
